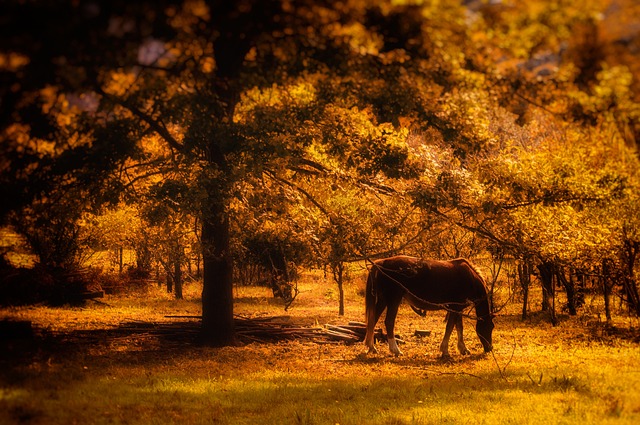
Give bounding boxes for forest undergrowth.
[1,271,639,425]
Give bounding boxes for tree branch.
[348,227,445,263]
[95,87,185,152]
[263,169,330,217]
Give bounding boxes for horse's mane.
[454,258,492,317]
[454,258,488,290]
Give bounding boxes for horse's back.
[371,256,485,301]
[373,255,419,268]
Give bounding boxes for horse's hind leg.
[455,315,470,355]
[384,298,403,356]
[365,298,386,354]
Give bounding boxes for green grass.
[1,272,639,424]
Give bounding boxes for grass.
[1,270,639,424]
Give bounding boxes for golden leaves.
[0,52,29,71]
[103,70,138,97]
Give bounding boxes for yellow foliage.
[103,70,138,96]
[168,0,210,32]
[235,79,318,123]
[0,52,29,71]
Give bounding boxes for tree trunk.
[333,262,345,316]
[556,268,577,315]
[518,261,530,320]
[165,261,173,293]
[538,262,554,312]
[602,259,612,322]
[200,202,236,346]
[488,254,503,314]
[174,259,183,300]
[575,271,585,310]
[622,239,640,316]
[197,5,260,344]
[551,272,557,325]
[538,262,556,324]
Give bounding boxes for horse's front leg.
[440,312,457,358]
[384,300,402,356]
[455,314,470,355]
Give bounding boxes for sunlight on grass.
[1,274,639,424]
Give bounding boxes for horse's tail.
[364,263,379,352]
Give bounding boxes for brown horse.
[364,255,494,358]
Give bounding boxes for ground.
[1,270,639,424]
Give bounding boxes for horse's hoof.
[392,350,403,357]
[439,354,453,363]
[461,349,471,356]
[367,347,378,355]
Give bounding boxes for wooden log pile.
[53,316,404,347]
[234,318,399,345]
[235,318,401,345]
[235,315,326,343]
[155,316,394,345]
[322,321,392,344]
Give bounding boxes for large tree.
[1,0,434,344]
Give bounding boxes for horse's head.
[475,314,495,352]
